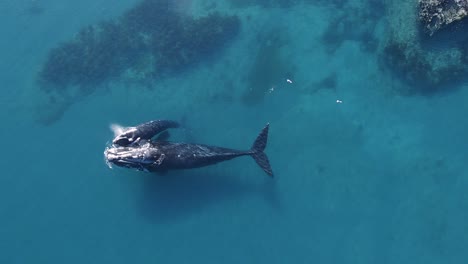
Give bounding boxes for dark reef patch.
[381,39,466,94]
[38,22,136,94]
[151,13,240,76]
[321,2,382,54]
[316,73,338,92]
[241,31,292,105]
[36,0,240,124]
[300,72,338,95]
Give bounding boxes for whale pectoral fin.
[136,164,149,172]
[144,120,180,140]
[155,131,170,141]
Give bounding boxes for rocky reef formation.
[321,1,383,54]
[419,0,468,35]
[36,0,240,124]
[381,40,466,93]
[379,0,468,94]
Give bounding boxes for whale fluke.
[250,123,273,177]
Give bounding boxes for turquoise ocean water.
[2,0,468,263]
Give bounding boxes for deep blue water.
[2,0,468,263]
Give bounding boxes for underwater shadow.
[137,170,279,224]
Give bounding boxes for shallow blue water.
[1,0,468,263]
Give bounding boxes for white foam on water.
[110,123,125,137]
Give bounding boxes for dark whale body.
[105,123,273,177]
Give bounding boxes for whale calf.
[111,119,180,147]
[105,123,273,177]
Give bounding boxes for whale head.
[104,143,162,171]
[110,124,138,146]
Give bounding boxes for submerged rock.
[419,0,468,35]
[379,0,468,94]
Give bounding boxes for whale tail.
[250,123,273,177]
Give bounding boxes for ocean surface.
[1,0,468,263]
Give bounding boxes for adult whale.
[105,124,273,177]
[111,119,180,146]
